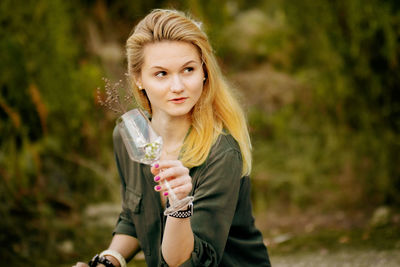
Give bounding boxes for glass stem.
[153,161,178,203]
[163,180,178,203]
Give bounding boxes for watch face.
[189,202,193,213]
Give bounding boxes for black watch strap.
[168,202,193,218]
[89,254,115,267]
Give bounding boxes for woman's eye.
[155,71,167,77]
[184,67,194,73]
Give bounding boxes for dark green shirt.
[113,127,271,266]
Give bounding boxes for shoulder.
[190,133,244,195]
[199,133,243,172]
[208,133,241,160]
[112,125,126,159]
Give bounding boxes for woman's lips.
[170,97,188,104]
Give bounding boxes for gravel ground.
[124,249,400,267]
[270,249,400,267]
[74,204,400,267]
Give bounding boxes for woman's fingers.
[154,171,190,191]
[152,160,188,181]
[151,160,182,173]
[170,182,193,199]
[154,167,189,186]
[160,166,188,180]
[152,160,192,198]
[154,172,190,190]
[150,162,161,175]
[155,180,192,200]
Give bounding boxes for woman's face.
[137,41,204,119]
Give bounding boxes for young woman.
[74,9,271,267]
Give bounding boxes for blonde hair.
[126,9,252,175]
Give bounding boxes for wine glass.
[117,108,194,215]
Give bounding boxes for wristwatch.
[88,254,115,267]
[168,202,193,218]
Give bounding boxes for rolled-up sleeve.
[179,148,243,266]
[113,214,137,237]
[112,129,138,238]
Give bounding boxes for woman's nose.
[170,75,184,93]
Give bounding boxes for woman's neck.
[150,112,191,158]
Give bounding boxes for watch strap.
[88,254,115,267]
[168,202,193,218]
[100,249,127,267]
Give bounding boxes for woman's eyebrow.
[181,60,200,67]
[149,60,201,70]
[149,65,166,70]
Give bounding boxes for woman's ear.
[134,74,143,90]
[202,62,208,83]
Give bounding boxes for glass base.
[164,196,194,216]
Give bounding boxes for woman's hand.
[151,160,192,200]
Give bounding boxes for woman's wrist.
[100,249,126,267]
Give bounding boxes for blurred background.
[1,0,399,266]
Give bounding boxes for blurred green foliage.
[0,0,115,264]
[0,0,399,265]
[246,0,400,211]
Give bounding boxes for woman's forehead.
[142,41,201,69]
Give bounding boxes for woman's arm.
[73,234,140,267]
[151,160,194,266]
[152,138,243,266]
[74,128,141,267]
[104,234,141,265]
[162,217,194,266]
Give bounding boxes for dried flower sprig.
[97,75,134,114]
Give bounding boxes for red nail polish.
[163,192,169,196]
[155,185,161,191]
[154,176,160,182]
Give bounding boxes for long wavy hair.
[126,9,252,175]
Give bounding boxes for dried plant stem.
[97,76,134,115]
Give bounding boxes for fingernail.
[163,192,169,196]
[154,176,160,182]
[154,163,159,168]
[155,185,161,191]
